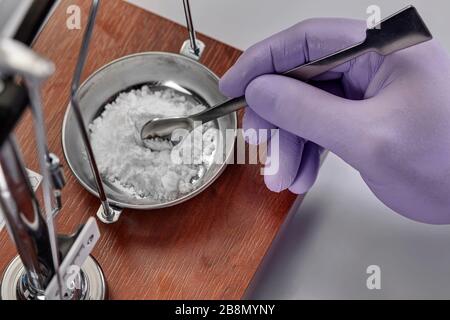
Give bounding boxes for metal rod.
[0,137,52,293]
[1,19,66,298]
[182,0,199,55]
[26,77,64,299]
[69,0,114,220]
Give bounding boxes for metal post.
[69,0,122,224]
[0,137,53,298]
[180,0,205,60]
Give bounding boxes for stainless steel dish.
[62,52,237,210]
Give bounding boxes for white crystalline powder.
[89,86,219,201]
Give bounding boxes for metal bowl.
[62,52,237,210]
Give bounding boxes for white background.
[127,0,450,51]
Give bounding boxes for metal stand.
[0,125,107,301]
[96,205,122,224]
[180,0,205,60]
[1,255,106,300]
[0,0,107,300]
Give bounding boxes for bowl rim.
[61,51,237,210]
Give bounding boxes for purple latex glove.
[219,18,450,224]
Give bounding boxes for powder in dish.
[89,86,219,201]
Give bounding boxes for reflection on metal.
[0,37,55,78]
[0,169,42,232]
[180,39,205,61]
[96,205,122,224]
[0,138,53,294]
[1,255,107,300]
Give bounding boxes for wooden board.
[0,0,297,299]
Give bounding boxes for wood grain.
[0,0,296,299]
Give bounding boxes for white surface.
[246,154,450,299]
[127,0,450,51]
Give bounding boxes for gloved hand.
[219,18,450,224]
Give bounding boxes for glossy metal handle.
[190,97,246,123]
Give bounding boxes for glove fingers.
[245,74,370,163]
[243,109,276,145]
[263,129,304,192]
[288,142,323,194]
